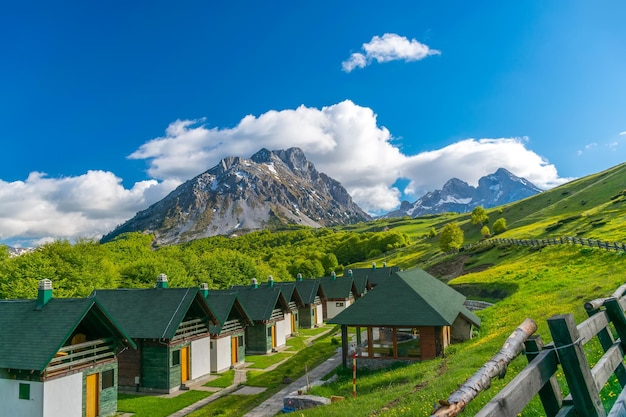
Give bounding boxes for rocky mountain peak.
[384,169,542,218]
[101,147,370,245]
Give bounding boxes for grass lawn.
[117,391,210,417]
[245,352,292,369]
[186,327,341,417]
[204,370,235,388]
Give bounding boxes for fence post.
[525,336,563,417]
[604,299,626,354]
[585,303,626,387]
[547,314,605,416]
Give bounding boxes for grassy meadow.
[3,163,626,416]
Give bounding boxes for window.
[172,350,180,366]
[102,369,114,389]
[336,302,344,307]
[267,327,272,337]
[238,335,244,346]
[19,383,30,400]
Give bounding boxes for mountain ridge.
[101,147,371,245]
[385,168,542,218]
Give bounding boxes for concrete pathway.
[164,327,340,417]
[243,349,342,417]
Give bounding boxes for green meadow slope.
[299,162,626,416]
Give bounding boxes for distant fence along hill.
[464,236,626,253]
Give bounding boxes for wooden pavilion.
[329,268,481,368]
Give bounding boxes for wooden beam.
[525,336,563,417]
[547,314,605,417]
[585,304,626,387]
[341,325,348,368]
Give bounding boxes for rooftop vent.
[199,283,209,297]
[268,275,274,287]
[251,278,259,289]
[372,262,377,269]
[36,279,53,310]
[331,271,337,280]
[347,269,353,277]
[296,273,303,281]
[156,273,168,288]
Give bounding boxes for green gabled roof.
[318,275,357,299]
[205,290,252,334]
[272,282,304,307]
[329,268,481,328]
[351,275,368,295]
[229,284,289,322]
[92,287,217,340]
[0,297,135,371]
[345,265,400,287]
[293,279,324,305]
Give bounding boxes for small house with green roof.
[318,272,360,320]
[0,279,135,417]
[91,274,218,393]
[201,286,253,373]
[230,279,291,354]
[293,274,325,329]
[269,277,304,337]
[329,268,481,368]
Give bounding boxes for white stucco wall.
[284,312,292,335]
[210,336,232,373]
[275,319,287,348]
[315,304,324,326]
[43,373,82,417]
[326,299,351,319]
[0,378,43,417]
[191,336,211,380]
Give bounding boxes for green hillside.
[2,162,626,416]
[297,162,626,416]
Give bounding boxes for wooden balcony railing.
[173,318,209,340]
[46,338,115,378]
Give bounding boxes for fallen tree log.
[430,318,537,417]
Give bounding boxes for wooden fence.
[464,236,626,253]
[430,284,626,417]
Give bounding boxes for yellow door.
[231,337,238,365]
[86,373,99,417]
[313,308,318,326]
[271,325,276,348]
[181,347,190,382]
[291,314,296,334]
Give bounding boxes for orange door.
[231,337,238,364]
[271,325,276,348]
[181,347,190,382]
[313,307,318,325]
[291,314,296,334]
[86,373,99,417]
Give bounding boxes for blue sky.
[1,1,626,246]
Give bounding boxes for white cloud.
[342,33,440,72]
[130,100,566,212]
[620,131,626,136]
[1,101,568,245]
[0,171,168,245]
[401,138,569,198]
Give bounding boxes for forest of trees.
[0,228,410,299]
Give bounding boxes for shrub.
[493,218,507,234]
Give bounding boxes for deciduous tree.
[440,222,464,252]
